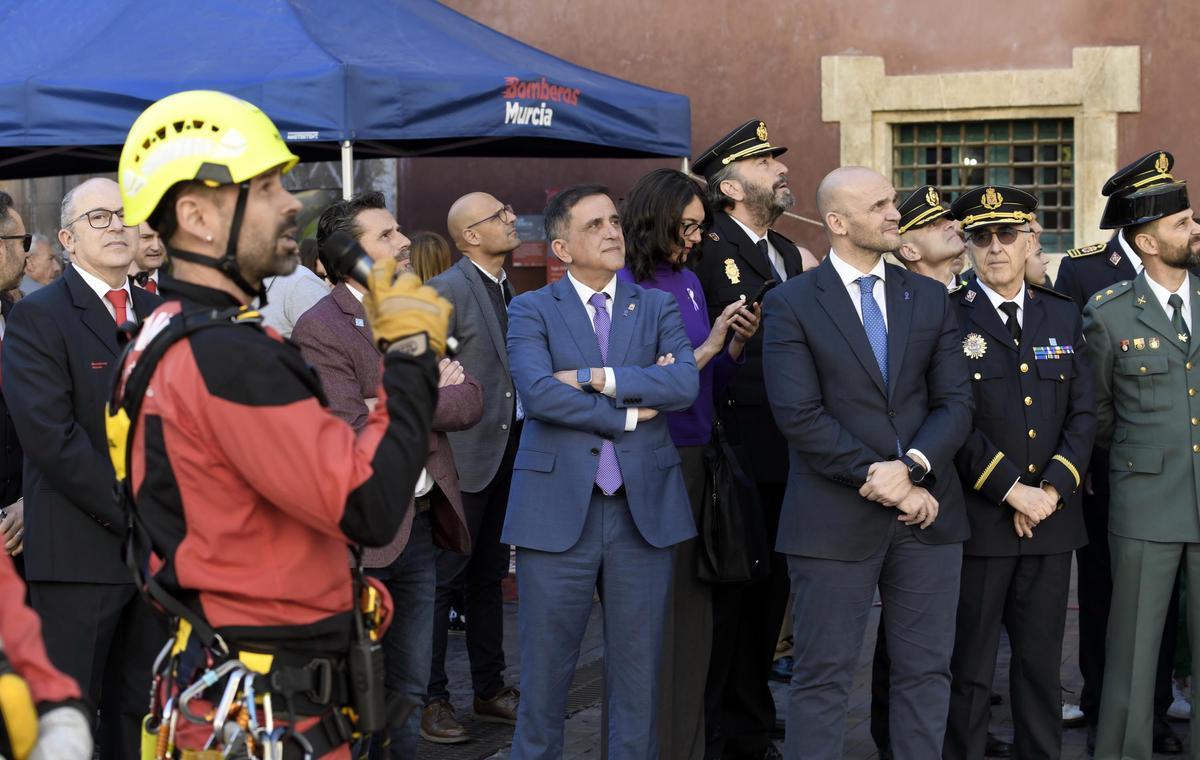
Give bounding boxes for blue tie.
[857,275,888,390]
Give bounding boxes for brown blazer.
[292,283,481,565]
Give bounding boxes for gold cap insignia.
[1156,152,1169,174]
[981,187,1004,210]
[925,187,940,207]
[724,258,741,285]
[756,122,768,142]
[962,333,988,359]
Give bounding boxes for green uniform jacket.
[1083,271,1200,542]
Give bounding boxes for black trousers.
[29,581,166,760]
[1076,457,1177,725]
[427,423,520,703]
[945,553,1072,760]
[704,481,791,758]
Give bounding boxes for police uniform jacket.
[1084,272,1200,543]
[692,211,803,483]
[953,281,1095,556]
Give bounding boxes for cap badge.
[982,187,1004,210]
[756,122,768,142]
[1156,152,1169,174]
[925,187,940,207]
[724,258,741,285]
[962,333,988,359]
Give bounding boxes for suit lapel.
[1021,286,1045,352]
[962,282,1018,353]
[457,257,509,370]
[1189,274,1200,359]
[607,279,639,367]
[65,266,118,357]
[332,284,376,352]
[1133,273,1188,353]
[1107,236,1138,280]
[884,267,912,398]
[716,214,773,282]
[552,275,604,367]
[768,230,804,278]
[129,283,159,323]
[814,258,886,396]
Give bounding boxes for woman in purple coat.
[617,168,760,760]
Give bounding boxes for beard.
[743,177,795,227]
[1163,235,1200,270]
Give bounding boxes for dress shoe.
[1153,717,1183,754]
[1062,702,1086,727]
[984,732,1012,758]
[420,700,469,744]
[769,656,793,683]
[474,685,519,725]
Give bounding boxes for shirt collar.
[1117,230,1144,272]
[828,249,887,288]
[975,276,1025,315]
[73,262,132,303]
[469,258,508,285]
[346,282,366,303]
[1143,270,1191,318]
[566,270,617,309]
[729,215,767,245]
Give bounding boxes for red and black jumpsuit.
[118,276,436,758]
[0,555,83,705]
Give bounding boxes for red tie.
[144,279,157,295]
[105,289,129,325]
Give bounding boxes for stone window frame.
[820,46,1140,249]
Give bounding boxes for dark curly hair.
[620,169,711,283]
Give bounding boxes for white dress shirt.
[1117,229,1144,273]
[565,271,638,431]
[73,263,136,323]
[826,251,931,473]
[730,216,788,282]
[1144,271,1193,333]
[975,278,1026,329]
[347,283,433,497]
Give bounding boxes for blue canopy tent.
[0,0,691,191]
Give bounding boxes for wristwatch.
[899,454,928,485]
[577,368,599,392]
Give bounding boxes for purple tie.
[589,292,623,494]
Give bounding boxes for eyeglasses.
[0,234,31,252]
[966,227,1032,248]
[680,221,703,238]
[67,207,132,230]
[465,204,515,229]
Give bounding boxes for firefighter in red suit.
[109,90,452,759]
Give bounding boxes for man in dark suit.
[420,191,525,742]
[944,186,1095,760]
[1055,150,1189,755]
[0,192,31,571]
[2,177,163,760]
[505,184,698,759]
[293,191,481,759]
[763,166,972,760]
[691,119,803,760]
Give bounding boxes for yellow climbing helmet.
[119,90,299,226]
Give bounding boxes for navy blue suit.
[763,256,972,760]
[503,274,697,758]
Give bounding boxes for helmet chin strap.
[165,183,267,304]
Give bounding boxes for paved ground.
[422,563,1192,759]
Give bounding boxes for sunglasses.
[0,234,31,252]
[966,227,1032,248]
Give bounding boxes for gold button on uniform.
[1028,429,1037,439]
[1188,361,1194,370]
[1024,396,1033,406]
[1191,388,1197,397]
[973,372,982,381]
[1020,363,1029,373]
[1140,366,1147,374]
[1027,464,1037,473]
[1193,444,1200,454]
[1193,417,1199,426]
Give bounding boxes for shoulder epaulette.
[1030,283,1072,301]
[1089,279,1133,307]
[1067,242,1106,258]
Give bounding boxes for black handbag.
[696,421,771,584]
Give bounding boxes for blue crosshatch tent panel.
[0,0,691,178]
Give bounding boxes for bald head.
[815,166,886,221]
[447,192,502,250]
[61,177,122,228]
[816,166,901,257]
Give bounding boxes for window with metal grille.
[892,119,1074,252]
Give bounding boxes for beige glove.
[362,257,452,356]
[28,705,92,760]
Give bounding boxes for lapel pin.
[1134,337,1145,350]
[1120,339,1130,352]
[1150,336,1161,350]
[624,303,636,317]
[965,290,976,303]
[354,317,365,327]
[1136,295,1147,305]
[903,291,911,301]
